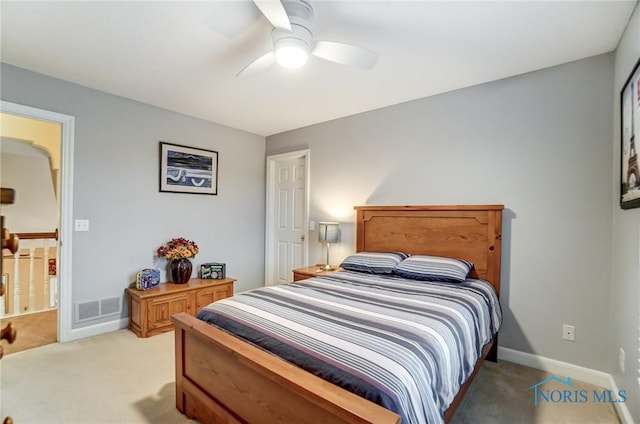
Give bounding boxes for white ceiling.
[1,1,637,136]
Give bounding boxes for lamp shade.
[318,222,340,243]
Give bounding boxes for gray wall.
[267,54,614,373]
[612,4,640,420]
[1,63,266,328]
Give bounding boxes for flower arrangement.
[156,237,199,260]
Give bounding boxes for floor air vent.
[74,296,121,323]
[77,301,99,321]
[101,297,120,316]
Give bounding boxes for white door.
[265,150,309,286]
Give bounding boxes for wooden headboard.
[355,205,504,296]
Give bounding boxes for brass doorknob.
[2,228,19,254]
[1,322,17,344]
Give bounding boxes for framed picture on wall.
[159,142,218,195]
[621,57,640,209]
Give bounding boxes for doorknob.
[0,322,17,360]
[2,228,19,254]
[1,322,17,345]
[301,235,305,241]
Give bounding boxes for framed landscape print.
[159,142,218,195]
[621,57,640,209]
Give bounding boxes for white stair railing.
[1,233,58,317]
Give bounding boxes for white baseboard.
[60,317,129,342]
[498,347,634,424]
[607,373,635,424]
[498,346,611,386]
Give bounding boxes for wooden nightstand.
[292,266,343,281]
[126,277,235,338]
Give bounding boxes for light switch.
[309,220,316,231]
[74,219,90,232]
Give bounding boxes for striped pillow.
[393,255,473,283]
[340,252,408,274]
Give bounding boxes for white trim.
[498,346,611,387]
[499,347,634,423]
[1,101,75,343]
[265,149,310,286]
[63,318,129,342]
[607,374,635,424]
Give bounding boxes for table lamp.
[318,221,339,271]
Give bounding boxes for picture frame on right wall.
[621,57,640,209]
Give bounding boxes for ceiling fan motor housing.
[272,24,313,54]
[283,0,313,25]
[272,0,313,49]
[272,0,314,67]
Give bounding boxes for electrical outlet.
[562,324,575,341]
[619,348,625,373]
[74,219,90,232]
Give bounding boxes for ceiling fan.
[237,0,379,77]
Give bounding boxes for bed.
[172,204,503,424]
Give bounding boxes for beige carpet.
[451,360,621,424]
[1,330,190,424]
[0,329,621,423]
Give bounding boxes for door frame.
[265,149,310,286]
[1,100,75,342]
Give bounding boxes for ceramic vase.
[170,258,192,284]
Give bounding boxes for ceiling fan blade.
[253,0,291,31]
[237,51,276,77]
[312,41,379,69]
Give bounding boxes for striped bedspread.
[197,271,502,424]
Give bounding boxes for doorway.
[1,134,59,353]
[265,150,310,286]
[0,101,75,344]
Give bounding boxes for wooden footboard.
[173,312,495,424]
[173,312,401,424]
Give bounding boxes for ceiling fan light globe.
[275,44,308,69]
